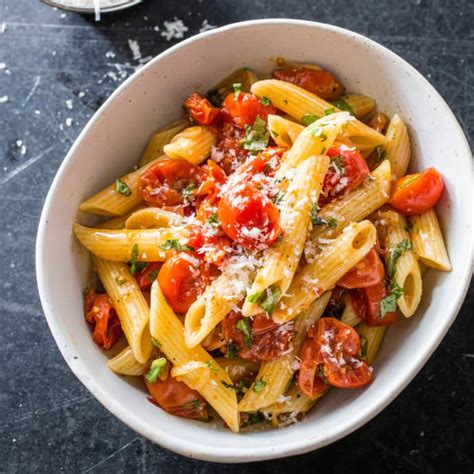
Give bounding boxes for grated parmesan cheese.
[161,18,189,41]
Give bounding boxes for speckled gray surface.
[1,1,473,472]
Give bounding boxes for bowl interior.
[36,20,473,462]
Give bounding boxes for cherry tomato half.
[223,92,277,128]
[145,375,208,420]
[84,289,122,350]
[217,181,282,250]
[272,68,345,99]
[350,283,397,326]
[184,92,220,125]
[337,248,385,289]
[389,167,444,215]
[138,159,201,207]
[135,262,162,290]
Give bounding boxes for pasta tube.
[267,114,304,148]
[340,294,363,327]
[125,207,183,230]
[357,323,386,365]
[150,281,239,432]
[93,256,152,363]
[107,346,149,376]
[385,114,411,179]
[340,94,376,119]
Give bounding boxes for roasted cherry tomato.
[350,283,397,326]
[272,68,345,99]
[138,159,201,207]
[211,120,249,174]
[135,262,162,290]
[187,224,231,266]
[223,92,277,128]
[195,160,227,199]
[84,289,121,350]
[217,181,282,250]
[145,375,208,420]
[320,144,369,205]
[298,317,373,397]
[337,248,385,289]
[184,92,220,125]
[237,147,285,178]
[221,312,293,362]
[158,253,210,314]
[389,167,444,215]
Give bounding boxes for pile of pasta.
[75,62,450,432]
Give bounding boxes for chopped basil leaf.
[148,268,159,282]
[317,364,328,384]
[241,116,270,154]
[207,213,219,226]
[82,286,91,296]
[159,239,194,252]
[380,281,404,318]
[273,235,284,248]
[221,381,234,389]
[236,318,252,347]
[182,183,196,198]
[247,285,282,314]
[301,113,320,126]
[387,239,412,279]
[128,243,139,276]
[145,357,167,383]
[135,262,149,273]
[115,179,131,196]
[206,361,218,372]
[324,107,336,116]
[233,82,242,99]
[330,98,355,116]
[151,337,161,348]
[253,379,267,393]
[273,190,285,205]
[405,219,414,232]
[311,204,337,228]
[374,145,387,163]
[260,96,271,106]
[226,342,239,358]
[242,412,264,427]
[330,155,346,175]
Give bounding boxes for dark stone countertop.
[1,1,472,472]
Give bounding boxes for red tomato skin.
[389,168,444,215]
[349,283,397,326]
[320,145,369,205]
[272,68,345,99]
[84,290,122,350]
[135,262,162,290]
[217,181,282,250]
[184,92,220,125]
[297,334,327,399]
[337,248,385,289]
[223,92,277,128]
[138,159,201,207]
[145,376,208,420]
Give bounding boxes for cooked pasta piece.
[184,255,259,348]
[242,155,329,316]
[96,206,145,230]
[93,256,152,363]
[238,292,331,412]
[79,156,164,217]
[409,209,451,271]
[305,159,391,262]
[273,220,377,323]
[267,114,304,148]
[385,114,411,179]
[251,80,385,150]
[149,281,239,432]
[340,293,363,327]
[339,94,376,119]
[125,207,183,230]
[73,223,188,261]
[377,211,422,318]
[163,126,217,165]
[139,119,189,166]
[207,67,259,105]
[357,323,386,365]
[107,346,149,376]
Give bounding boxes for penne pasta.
[139,119,189,166]
[149,281,239,432]
[242,155,329,316]
[163,126,217,165]
[96,206,145,230]
[340,293,363,327]
[385,114,411,179]
[73,223,188,262]
[340,94,376,119]
[357,323,386,365]
[267,114,304,148]
[125,207,183,230]
[93,256,152,363]
[273,220,377,323]
[238,292,331,412]
[409,209,451,271]
[107,346,149,376]
[79,155,165,217]
[251,80,385,150]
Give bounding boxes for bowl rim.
[35,18,473,463]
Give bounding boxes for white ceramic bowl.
[36,19,473,463]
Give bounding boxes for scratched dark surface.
[1,0,473,472]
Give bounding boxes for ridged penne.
[385,114,411,179]
[251,80,385,150]
[79,156,165,217]
[340,94,376,119]
[242,155,329,316]
[73,223,188,262]
[340,293,363,327]
[238,292,331,412]
[93,256,152,363]
[149,281,239,432]
[139,119,189,166]
[163,126,217,165]
[184,255,259,348]
[107,346,149,376]
[263,384,324,417]
[125,207,183,230]
[357,323,386,365]
[273,220,377,323]
[305,160,391,262]
[267,114,304,148]
[377,211,422,318]
[409,209,451,271]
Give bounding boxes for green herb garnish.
[260,96,271,106]
[374,145,387,163]
[207,213,219,226]
[160,239,194,252]
[301,113,320,126]
[147,269,159,282]
[311,126,327,141]
[226,343,239,359]
[182,183,196,198]
[253,379,267,393]
[387,239,412,279]
[128,243,139,276]
[379,281,404,318]
[206,361,218,372]
[182,399,202,409]
[324,107,336,116]
[236,318,252,347]
[241,116,270,154]
[330,98,355,116]
[247,285,282,315]
[233,82,242,99]
[115,275,127,286]
[145,357,167,383]
[242,412,264,427]
[115,179,131,196]
[360,336,368,358]
[310,204,337,228]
